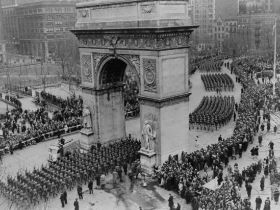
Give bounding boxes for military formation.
[0,138,141,209]
[198,60,224,73]
[201,73,234,92]
[189,96,235,130]
[160,56,280,210]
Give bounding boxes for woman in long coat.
[274,188,280,204]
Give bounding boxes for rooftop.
[77,0,185,8]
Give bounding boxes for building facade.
[238,0,274,15]
[1,0,77,59]
[212,16,230,52]
[0,0,7,63]
[1,0,19,53]
[216,0,238,20]
[236,13,279,54]
[272,0,280,13]
[17,1,76,59]
[190,0,239,51]
[190,0,215,50]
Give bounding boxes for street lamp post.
[5,64,9,112]
[273,17,277,96]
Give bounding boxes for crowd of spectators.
[0,94,22,108]
[0,94,83,155]
[158,56,270,209]
[40,91,83,111]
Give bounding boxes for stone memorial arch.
[72,0,197,169]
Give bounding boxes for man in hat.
[168,194,174,210]
[60,193,65,207]
[63,190,67,205]
[274,188,280,204]
[255,196,262,210]
[263,197,270,210]
[88,180,93,194]
[245,182,252,199]
[274,125,277,134]
[74,198,79,210]
[77,185,83,199]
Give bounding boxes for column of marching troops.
[189,96,235,130]
[0,138,141,209]
[201,73,234,92]
[189,59,236,131]
[199,60,224,73]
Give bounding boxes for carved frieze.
[79,9,90,18]
[141,4,156,14]
[78,32,191,50]
[81,54,93,83]
[143,58,157,93]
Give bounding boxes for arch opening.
[100,58,127,86]
[98,57,141,137]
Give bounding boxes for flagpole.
[273,17,277,96]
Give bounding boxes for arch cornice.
[72,27,196,51]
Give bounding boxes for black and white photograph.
[0,0,280,209]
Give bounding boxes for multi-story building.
[216,0,238,20]
[0,0,7,63]
[236,13,280,54]
[272,0,280,13]
[0,0,78,59]
[1,0,19,53]
[17,0,76,59]
[190,0,239,51]
[190,0,216,50]
[212,16,230,52]
[238,0,274,15]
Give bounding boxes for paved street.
[0,100,12,114]
[0,130,190,210]
[1,0,280,209]
[19,96,39,111]
[1,63,280,210]
[188,63,242,152]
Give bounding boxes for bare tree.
[54,32,79,78]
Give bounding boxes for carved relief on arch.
[78,9,90,18]
[141,3,156,14]
[81,54,93,83]
[123,55,140,76]
[143,58,157,93]
[92,53,107,79]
